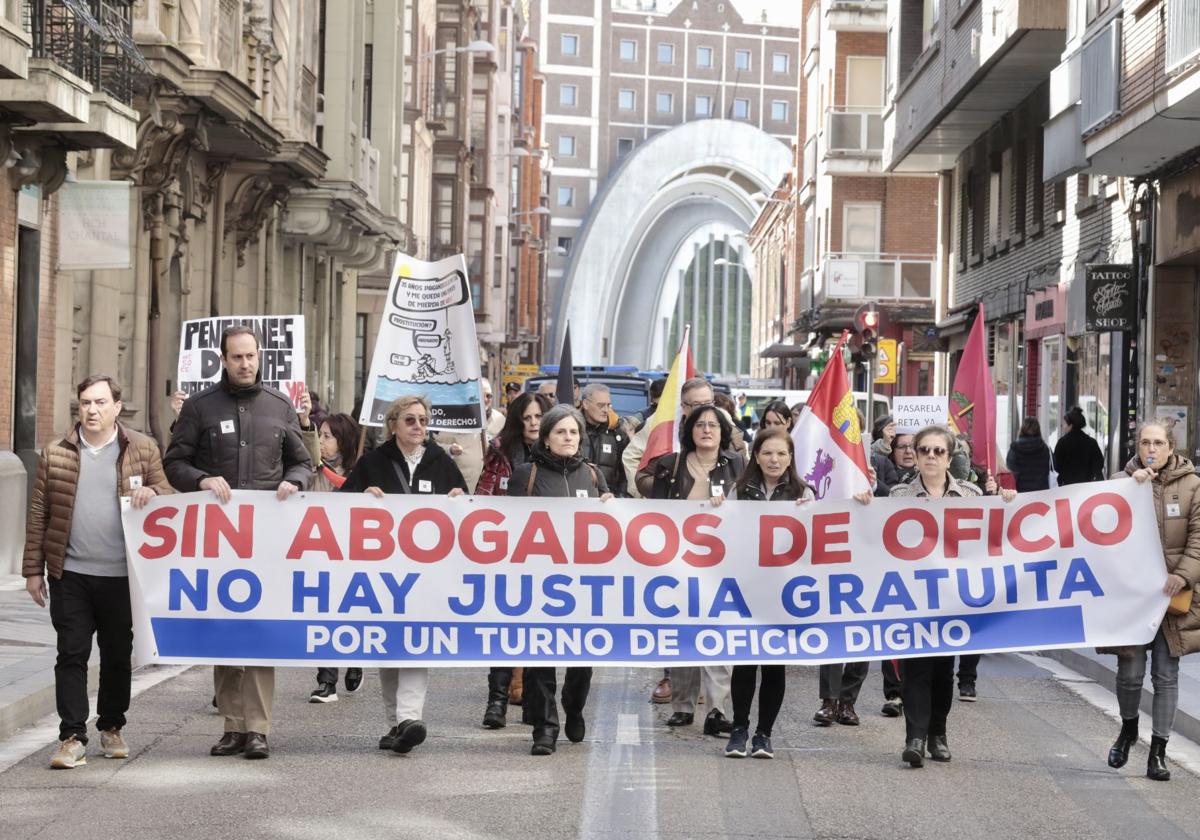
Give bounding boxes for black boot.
[1107,717,1138,768]
[482,669,510,729]
[1147,735,1171,781]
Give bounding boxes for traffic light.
[855,306,880,360]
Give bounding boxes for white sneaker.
[51,736,87,769]
[100,728,129,759]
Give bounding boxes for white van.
[735,389,891,425]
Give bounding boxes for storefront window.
[1072,332,1111,458]
[991,321,1022,453]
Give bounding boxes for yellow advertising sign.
[876,339,898,385]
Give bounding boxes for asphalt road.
[4,654,1200,840]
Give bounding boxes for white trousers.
[670,665,732,716]
[378,668,429,724]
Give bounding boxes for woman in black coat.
[1053,406,1106,485]
[508,404,613,755]
[1005,417,1052,492]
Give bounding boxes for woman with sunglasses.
[340,395,468,756]
[1101,419,1200,782]
[716,428,812,758]
[508,404,614,755]
[474,391,553,728]
[651,406,746,736]
[887,425,1014,767]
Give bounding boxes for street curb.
[1041,648,1200,745]
[0,664,98,742]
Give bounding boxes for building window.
[735,49,751,71]
[696,45,713,68]
[772,52,789,74]
[557,186,575,207]
[1086,0,1114,23]
[695,95,712,117]
[657,42,675,64]
[732,97,750,119]
[618,88,636,110]
[561,33,579,56]
[354,313,369,403]
[656,92,674,114]
[619,39,637,61]
[557,236,573,255]
[771,100,789,122]
[617,137,634,158]
[558,135,576,156]
[560,84,577,107]
[922,0,940,50]
[362,44,373,140]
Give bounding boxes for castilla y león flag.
[638,325,696,470]
[791,331,872,500]
[948,303,997,475]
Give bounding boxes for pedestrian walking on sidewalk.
[888,425,1015,768]
[164,325,312,760]
[716,429,813,759]
[1053,406,1105,485]
[1101,419,1200,782]
[1006,417,1052,492]
[508,405,614,755]
[23,375,172,769]
[340,394,469,756]
[308,412,364,703]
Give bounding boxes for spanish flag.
[638,325,696,470]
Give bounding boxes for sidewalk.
[0,575,97,740]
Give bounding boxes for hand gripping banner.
[122,480,1168,667]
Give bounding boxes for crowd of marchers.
[20,326,1199,781]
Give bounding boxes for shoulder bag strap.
[527,463,538,495]
[390,458,413,494]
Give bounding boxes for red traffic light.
[854,306,880,334]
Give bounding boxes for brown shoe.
[243,732,270,759]
[210,732,247,756]
[509,667,524,706]
[836,701,861,726]
[813,698,837,726]
[651,677,672,704]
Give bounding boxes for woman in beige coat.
[1104,419,1200,781]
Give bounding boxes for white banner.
[177,315,306,408]
[122,480,1167,668]
[358,253,485,431]
[893,396,951,434]
[58,181,131,270]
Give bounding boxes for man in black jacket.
[579,384,629,496]
[164,325,311,760]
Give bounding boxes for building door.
[14,225,40,494]
[1039,335,1063,439]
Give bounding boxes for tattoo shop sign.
[177,316,306,407]
[358,253,485,431]
[122,480,1167,667]
[1085,264,1137,332]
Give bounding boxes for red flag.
[948,304,998,475]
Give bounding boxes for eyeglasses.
[402,415,430,427]
[682,400,713,410]
[586,399,612,411]
[916,445,947,457]
[694,421,722,431]
[894,443,915,451]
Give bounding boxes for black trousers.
[818,661,869,702]
[524,667,591,740]
[730,665,786,736]
[957,654,981,686]
[48,571,133,743]
[901,656,955,740]
[881,658,902,699]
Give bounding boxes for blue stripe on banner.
[150,606,1085,663]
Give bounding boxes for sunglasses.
[402,415,430,427]
[917,445,947,457]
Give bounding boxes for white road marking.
[616,712,642,745]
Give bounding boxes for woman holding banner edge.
[1102,419,1200,782]
[886,425,1015,768]
[339,394,469,756]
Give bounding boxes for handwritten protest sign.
[177,316,306,408]
[123,480,1165,667]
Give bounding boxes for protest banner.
[123,480,1167,668]
[893,396,951,434]
[358,253,485,431]
[177,315,306,408]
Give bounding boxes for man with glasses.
[579,384,629,497]
[164,325,312,760]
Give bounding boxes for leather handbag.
[1168,587,1193,617]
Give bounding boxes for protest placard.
[123,480,1166,667]
[177,316,306,408]
[358,253,485,431]
[893,396,951,433]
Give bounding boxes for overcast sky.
[729,0,803,28]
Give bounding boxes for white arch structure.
[551,119,792,368]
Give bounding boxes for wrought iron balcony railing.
[24,0,149,106]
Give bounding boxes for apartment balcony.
[803,4,819,75]
[824,108,883,174]
[824,0,886,33]
[887,0,1067,172]
[817,253,935,304]
[798,135,817,205]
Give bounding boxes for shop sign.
[1085,264,1137,332]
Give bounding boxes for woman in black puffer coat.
[1053,406,1106,485]
[508,404,612,756]
[1006,417,1052,492]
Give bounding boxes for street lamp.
[420,40,495,60]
